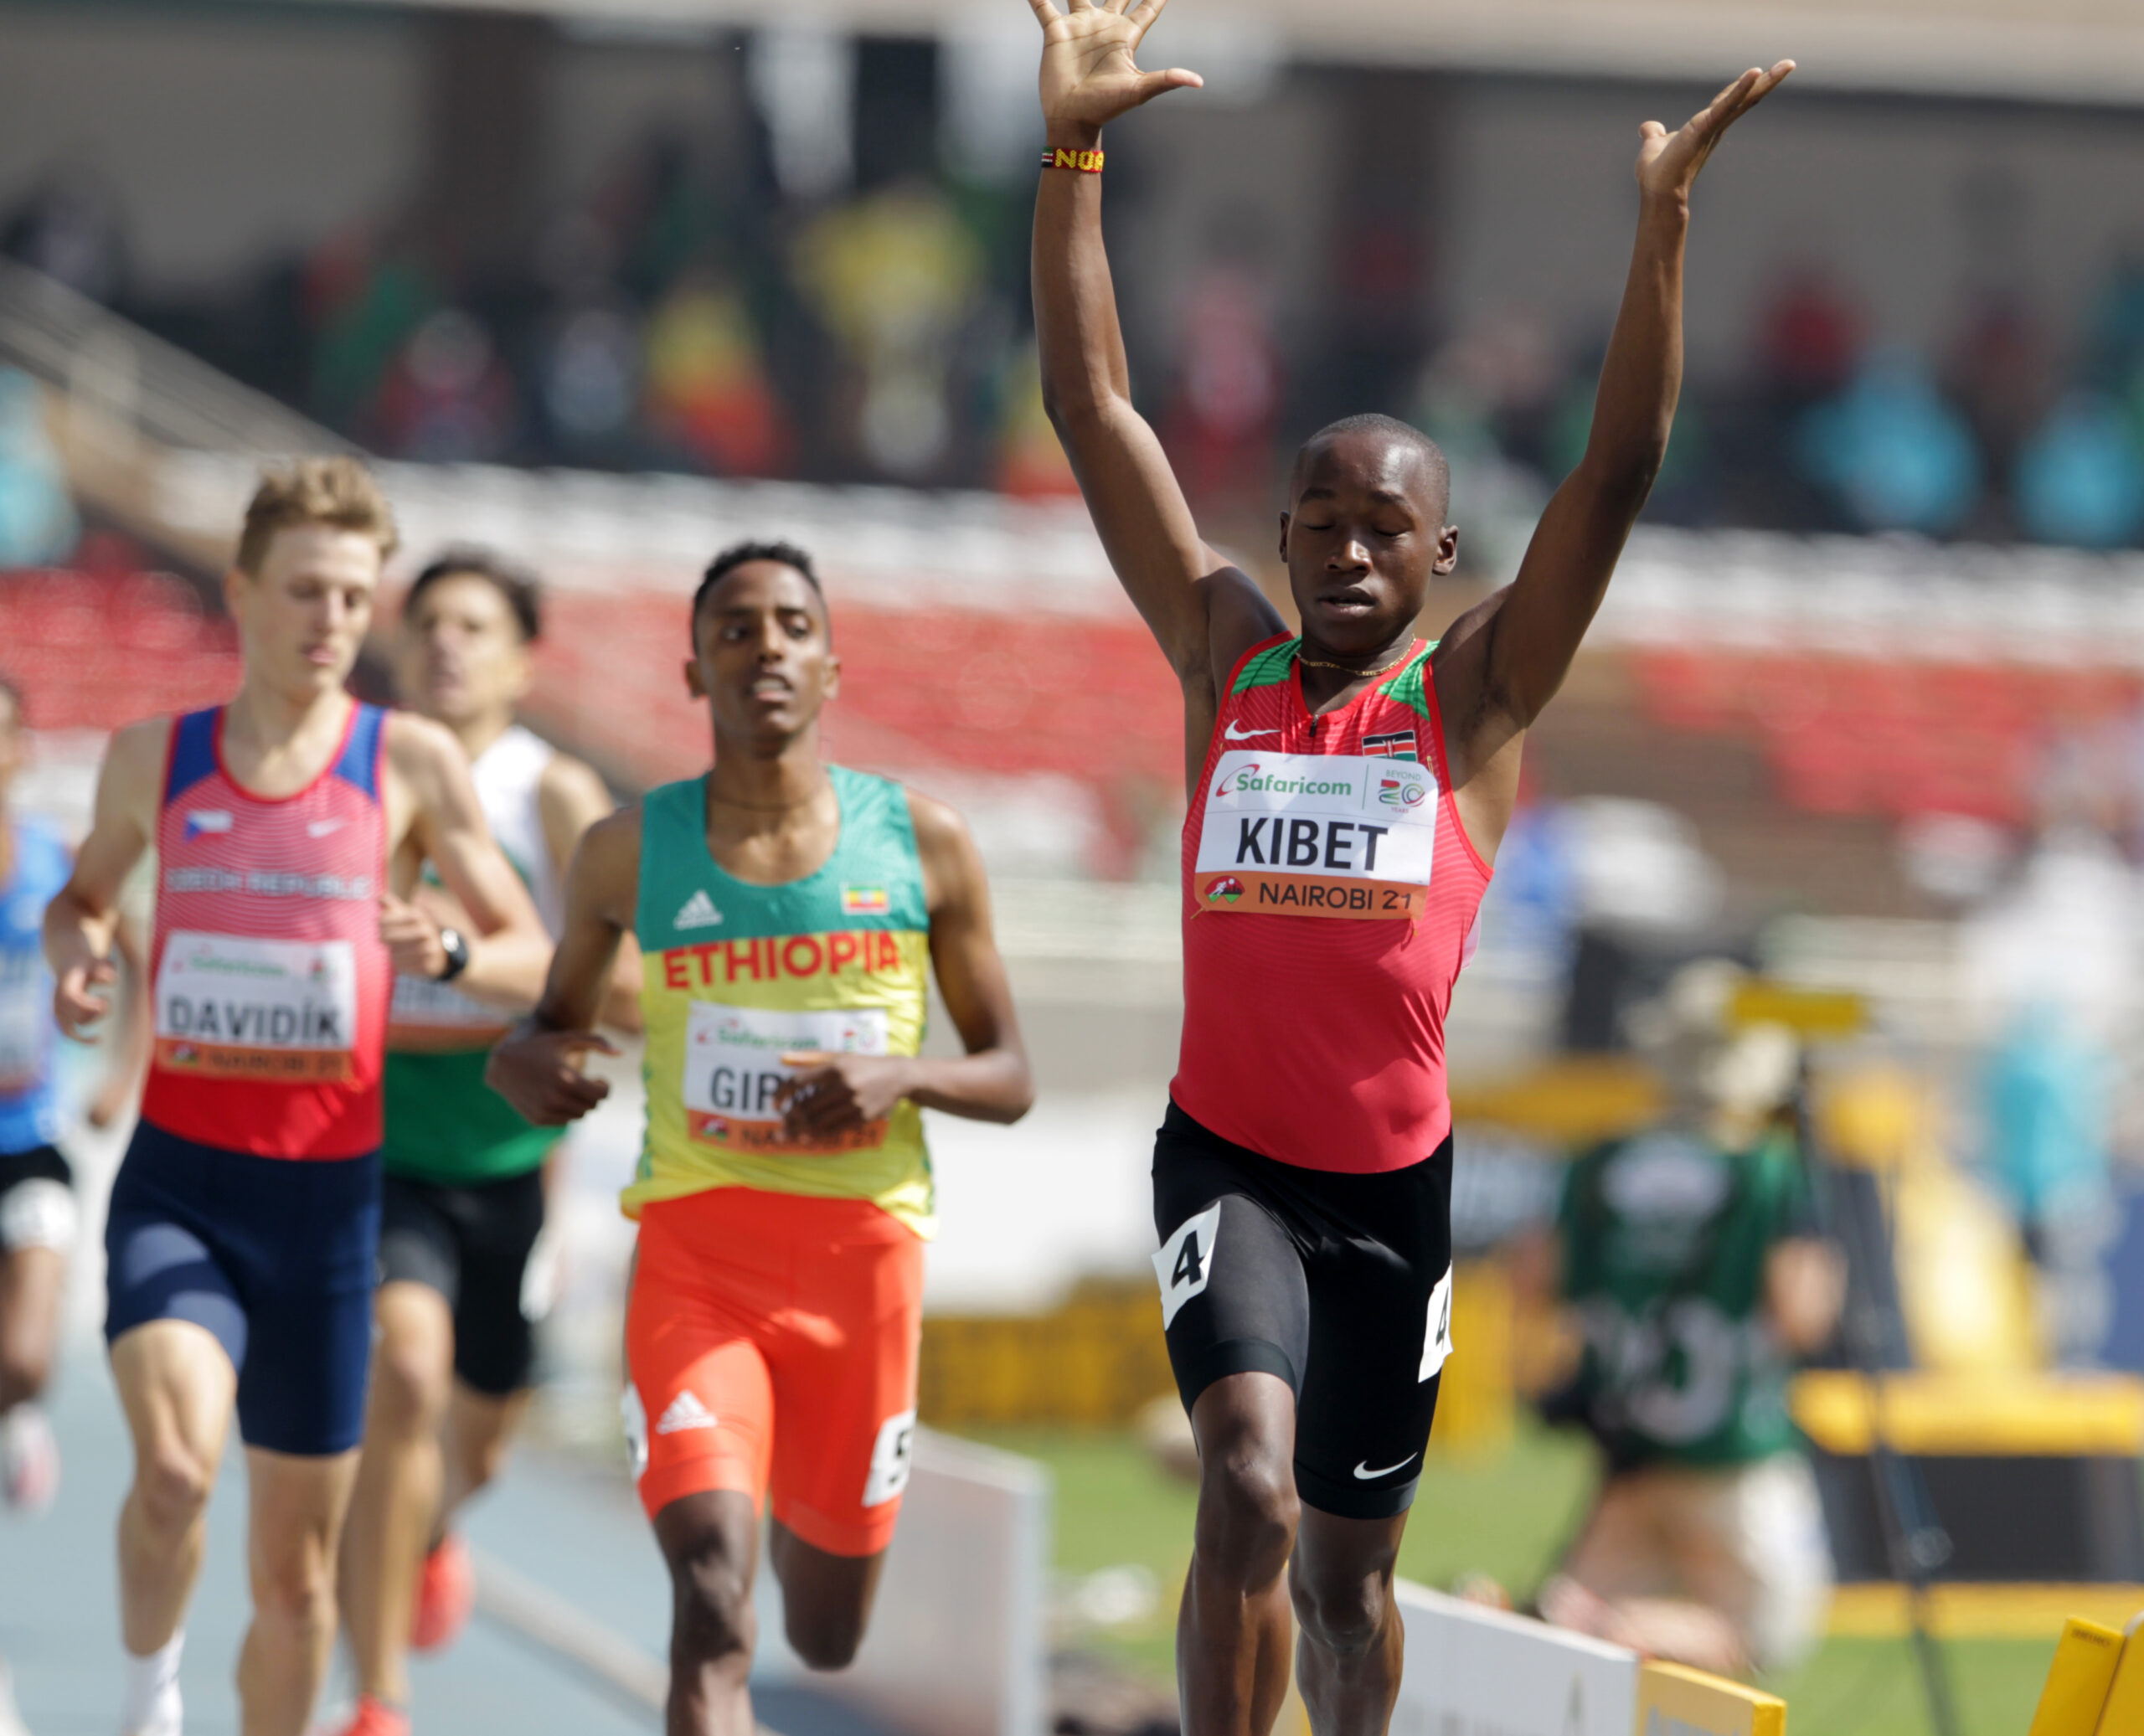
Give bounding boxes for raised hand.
[1027,0,1202,137]
[1636,61,1793,205]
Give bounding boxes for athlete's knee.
[785,1599,868,1673]
[1197,1443,1299,1581]
[369,1335,451,1436]
[134,1445,215,1536]
[1293,1563,1395,1659]
[670,1548,755,1666]
[252,1548,338,1637]
[0,1332,51,1406]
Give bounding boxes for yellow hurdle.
[2028,1618,2125,1736]
[1635,1661,1786,1736]
[2092,1614,2144,1735]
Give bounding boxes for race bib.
[0,969,42,1095]
[682,1002,890,1154]
[1194,749,1437,920]
[388,972,510,1049]
[154,930,359,1083]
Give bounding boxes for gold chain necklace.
[1296,640,1418,680]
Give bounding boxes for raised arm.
[384,713,553,1010]
[1028,0,1281,709]
[1441,64,1792,765]
[485,805,639,1126]
[44,719,164,1042]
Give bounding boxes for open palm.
[1636,60,1794,202]
[1028,0,1202,133]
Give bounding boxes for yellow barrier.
[2100,1616,2144,1733]
[1636,1661,1786,1736]
[2028,1618,2126,1736]
[918,1262,1516,1448]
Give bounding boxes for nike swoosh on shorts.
[1353,1455,1419,1480]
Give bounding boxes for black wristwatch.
[435,926,471,983]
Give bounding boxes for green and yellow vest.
[625,765,935,1236]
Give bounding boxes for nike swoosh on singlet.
[1353,1454,1419,1480]
[1224,721,1277,740]
[307,817,347,838]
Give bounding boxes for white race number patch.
[863,1409,917,1507]
[1154,1203,1223,1329]
[1420,1263,1455,1382]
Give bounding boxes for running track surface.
[0,1363,889,1736]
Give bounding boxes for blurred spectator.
[1,168,126,305]
[642,270,788,476]
[1946,292,2052,495]
[1796,347,1981,534]
[1982,1001,2119,1367]
[1528,963,1841,1677]
[1162,260,1281,512]
[539,296,644,463]
[367,307,518,462]
[0,368,79,568]
[1758,267,1863,404]
[795,182,982,478]
[305,229,436,431]
[2015,390,2144,548]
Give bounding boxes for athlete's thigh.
[1152,1128,1311,1408]
[625,1209,777,1524]
[111,1318,237,1478]
[104,1129,249,1374]
[1292,1149,1452,1522]
[764,1204,925,1561]
[232,1154,383,1459]
[244,1444,360,1591]
[444,1169,547,1399]
[1560,1471,1676,1601]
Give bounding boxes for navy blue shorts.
[105,1120,381,1456]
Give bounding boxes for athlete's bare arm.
[382,711,553,1010]
[485,804,640,1126]
[44,718,168,1041]
[1435,64,1792,856]
[1028,0,1282,794]
[538,750,643,1034]
[776,793,1033,1140]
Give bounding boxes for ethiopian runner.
[488,539,1033,1736]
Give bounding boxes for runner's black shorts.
[1151,1099,1454,1521]
[379,1167,549,1397]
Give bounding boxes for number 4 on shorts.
[1154,1203,1222,1327]
[1420,1263,1455,1381]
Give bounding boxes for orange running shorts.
[624,1185,925,1557]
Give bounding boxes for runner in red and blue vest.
[43,460,552,1736]
[1027,6,1792,1730]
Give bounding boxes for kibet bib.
[626,766,935,1236]
[1173,636,1492,1175]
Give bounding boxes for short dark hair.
[404,547,543,641]
[1291,413,1451,519]
[690,540,827,646]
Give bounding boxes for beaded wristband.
[1040,146,1106,173]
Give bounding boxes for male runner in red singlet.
[1026,5,1791,1730]
[44,460,552,1736]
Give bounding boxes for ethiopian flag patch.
[841,885,890,915]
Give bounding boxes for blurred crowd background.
[8,3,2144,1729]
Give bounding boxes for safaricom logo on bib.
[1216,764,1354,800]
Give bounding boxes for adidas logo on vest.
[655,1391,718,1435]
[673,889,724,930]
